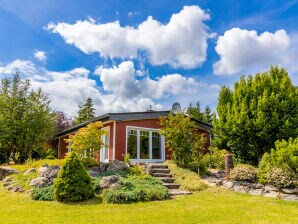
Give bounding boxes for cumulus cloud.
[213,28,291,75]
[0,59,37,75]
[47,6,210,68]
[34,50,47,62]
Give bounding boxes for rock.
[38,164,50,174]
[3,181,15,187]
[251,183,264,189]
[106,160,128,171]
[100,175,121,189]
[279,194,298,201]
[263,191,279,198]
[264,185,279,192]
[281,188,298,195]
[223,181,234,189]
[88,167,100,177]
[215,179,223,186]
[233,185,248,194]
[29,177,49,188]
[2,176,14,183]
[99,163,109,172]
[23,168,36,176]
[0,167,20,180]
[40,165,60,185]
[8,185,24,193]
[248,188,264,196]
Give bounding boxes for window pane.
[140,130,149,159]
[152,132,161,159]
[128,130,137,159]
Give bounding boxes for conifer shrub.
[54,153,94,202]
[80,157,98,168]
[32,186,54,201]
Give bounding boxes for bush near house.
[258,137,298,188]
[32,185,54,201]
[230,164,258,183]
[54,153,94,202]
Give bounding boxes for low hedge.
[32,186,54,201]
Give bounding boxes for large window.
[127,127,164,161]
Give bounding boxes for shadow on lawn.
[59,195,103,206]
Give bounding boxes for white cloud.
[47,6,210,68]
[34,50,47,62]
[213,28,291,75]
[0,59,37,75]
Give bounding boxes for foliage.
[75,97,96,124]
[101,176,168,204]
[264,168,297,189]
[54,153,94,202]
[97,170,129,178]
[80,157,98,168]
[56,111,73,132]
[164,160,207,191]
[65,121,107,157]
[31,186,54,201]
[45,155,56,160]
[230,164,258,183]
[10,159,64,173]
[128,164,146,176]
[186,101,214,125]
[214,66,298,164]
[198,148,229,173]
[12,171,39,190]
[123,153,131,164]
[160,112,207,170]
[0,73,56,164]
[258,137,298,187]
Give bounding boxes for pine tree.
[75,97,96,124]
[203,105,213,125]
[186,101,204,122]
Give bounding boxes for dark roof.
[55,110,212,137]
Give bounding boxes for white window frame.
[126,126,165,163]
[100,127,110,163]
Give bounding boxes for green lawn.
[0,186,297,224]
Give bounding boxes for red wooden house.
[55,110,212,163]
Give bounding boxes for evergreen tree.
[75,97,96,124]
[203,105,213,125]
[214,66,298,164]
[186,101,204,122]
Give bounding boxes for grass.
[0,186,297,224]
[164,160,208,191]
[8,159,65,172]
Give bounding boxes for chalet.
[55,110,212,163]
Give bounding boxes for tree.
[203,105,213,125]
[214,66,298,164]
[75,97,96,124]
[160,112,207,170]
[54,152,94,202]
[0,72,56,164]
[65,121,107,157]
[186,102,204,122]
[56,111,72,132]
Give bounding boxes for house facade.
[55,111,212,163]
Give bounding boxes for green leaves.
[75,97,96,124]
[214,66,298,164]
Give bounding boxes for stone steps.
[147,163,192,196]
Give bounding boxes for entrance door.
[100,131,110,163]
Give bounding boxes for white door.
[100,132,110,163]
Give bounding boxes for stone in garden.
[88,167,100,177]
[223,181,234,189]
[279,194,298,201]
[99,162,109,172]
[8,185,24,193]
[248,188,264,196]
[251,183,264,189]
[106,160,128,171]
[0,167,20,180]
[39,165,60,185]
[264,185,279,192]
[29,176,49,188]
[38,164,50,174]
[23,168,36,175]
[100,175,121,189]
[263,191,279,198]
[281,188,297,195]
[233,185,248,194]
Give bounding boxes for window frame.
[126,126,165,162]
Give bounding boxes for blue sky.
[0,0,297,116]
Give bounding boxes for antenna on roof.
[171,102,181,114]
[146,105,154,112]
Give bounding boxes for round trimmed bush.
[264,167,297,189]
[230,164,257,182]
[54,153,94,202]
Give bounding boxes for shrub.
[101,176,168,204]
[80,157,98,168]
[54,153,94,202]
[230,164,257,182]
[258,137,298,183]
[264,168,297,189]
[128,164,145,176]
[32,186,54,201]
[45,155,56,160]
[198,148,229,173]
[164,160,207,191]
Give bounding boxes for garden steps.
[146,163,192,196]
